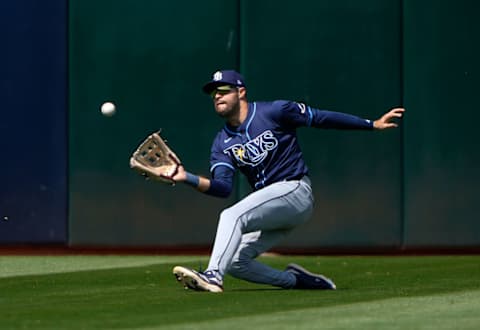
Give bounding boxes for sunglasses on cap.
[210,85,237,98]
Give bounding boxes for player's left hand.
[373,107,405,130]
[129,131,182,184]
[172,165,187,183]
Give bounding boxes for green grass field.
[1,255,479,329]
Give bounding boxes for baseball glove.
[129,130,182,184]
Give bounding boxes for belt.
[287,173,307,181]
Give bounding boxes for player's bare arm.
[373,107,405,130]
[172,165,211,192]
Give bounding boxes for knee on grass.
[228,257,252,280]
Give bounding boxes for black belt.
[287,173,307,181]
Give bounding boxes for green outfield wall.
[403,0,480,247]
[68,0,480,249]
[68,0,239,246]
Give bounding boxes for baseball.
[101,102,116,117]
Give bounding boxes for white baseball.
[101,102,116,117]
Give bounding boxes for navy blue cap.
[202,70,246,94]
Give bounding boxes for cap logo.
[213,71,223,81]
[237,79,242,85]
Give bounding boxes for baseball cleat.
[172,266,224,293]
[286,263,336,290]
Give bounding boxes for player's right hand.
[373,107,404,130]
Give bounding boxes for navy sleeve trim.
[210,162,235,173]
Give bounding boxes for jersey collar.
[224,102,256,139]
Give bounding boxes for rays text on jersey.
[223,130,278,166]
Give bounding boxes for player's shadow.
[230,288,284,292]
[230,287,347,292]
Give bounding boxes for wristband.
[184,172,200,187]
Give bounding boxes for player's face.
[211,85,241,118]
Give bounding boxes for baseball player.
[172,70,404,292]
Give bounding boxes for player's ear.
[238,87,247,99]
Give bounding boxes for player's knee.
[228,259,250,279]
[219,208,244,229]
[228,250,256,279]
[219,207,236,220]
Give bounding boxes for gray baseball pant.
[206,176,314,288]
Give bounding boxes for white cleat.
[173,266,224,293]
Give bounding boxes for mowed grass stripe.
[0,255,208,278]
[0,256,479,329]
[157,289,480,330]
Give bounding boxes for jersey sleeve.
[205,165,235,198]
[206,134,236,198]
[275,100,374,130]
[209,134,236,174]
